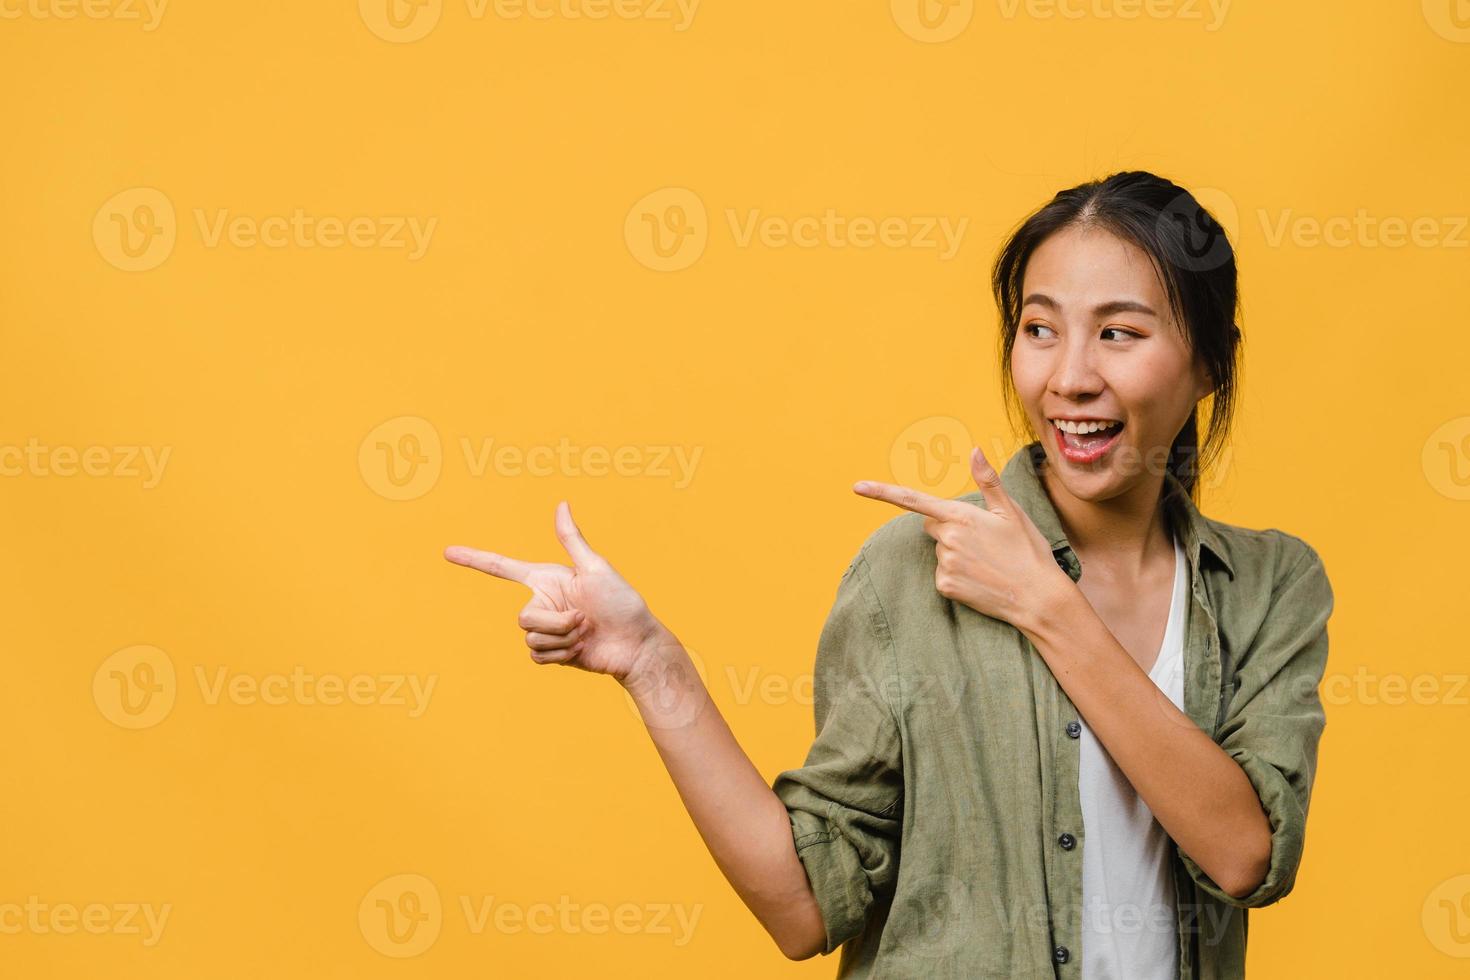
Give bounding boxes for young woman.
[444,171,1335,979]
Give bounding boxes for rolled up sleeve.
[771,549,904,955]
[1181,537,1335,909]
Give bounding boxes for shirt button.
[1058,832,1076,850]
[1065,720,1082,738]
[1053,945,1070,964]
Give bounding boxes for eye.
[1101,326,1140,342]
[1023,322,1056,339]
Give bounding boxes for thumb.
[554,500,600,568]
[970,446,1010,515]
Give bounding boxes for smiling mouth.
[1049,418,1125,462]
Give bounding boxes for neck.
[1039,464,1174,581]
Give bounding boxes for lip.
[1050,419,1125,465]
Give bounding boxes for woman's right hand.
[444,501,663,684]
[449,501,825,960]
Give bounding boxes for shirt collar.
[997,440,1236,581]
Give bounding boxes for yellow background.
[3,0,1468,976]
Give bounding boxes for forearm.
[621,622,827,959]
[1017,585,1271,898]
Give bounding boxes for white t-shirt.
[1079,531,1188,980]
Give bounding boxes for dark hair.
[990,170,1242,503]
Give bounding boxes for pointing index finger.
[443,545,536,586]
[852,480,963,520]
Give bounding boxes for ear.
[1191,353,1218,403]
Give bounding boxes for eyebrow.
[1021,293,1158,318]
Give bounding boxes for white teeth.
[1052,418,1122,435]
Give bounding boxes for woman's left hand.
[853,445,1074,632]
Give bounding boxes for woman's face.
[1010,223,1214,500]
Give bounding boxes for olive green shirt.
[771,440,1334,979]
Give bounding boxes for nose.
[1049,333,1104,400]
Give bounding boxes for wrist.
[1018,570,1084,645]
[620,623,709,731]
[619,619,674,688]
